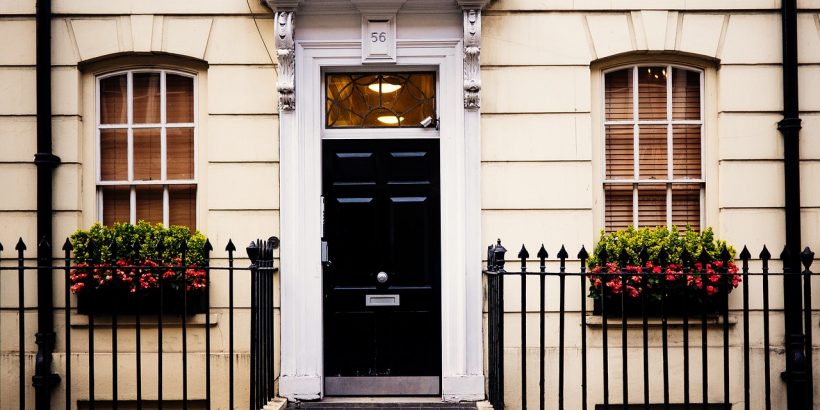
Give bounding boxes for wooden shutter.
[605,125,634,179]
[133,128,161,181]
[672,68,700,120]
[136,186,163,224]
[638,125,667,180]
[100,129,127,181]
[167,128,194,180]
[166,74,194,123]
[169,185,196,228]
[100,75,127,125]
[605,184,633,232]
[637,66,667,120]
[102,186,130,226]
[604,69,632,120]
[132,73,161,124]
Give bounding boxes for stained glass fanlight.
[325,72,436,128]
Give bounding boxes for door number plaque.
[362,15,397,63]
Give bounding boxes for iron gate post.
[781,247,810,410]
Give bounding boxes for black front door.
[322,138,441,396]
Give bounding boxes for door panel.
[322,138,441,395]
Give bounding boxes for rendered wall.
[0,1,280,408]
[480,1,820,409]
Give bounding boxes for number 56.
[371,32,387,42]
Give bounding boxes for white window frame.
[95,69,198,226]
[601,64,706,230]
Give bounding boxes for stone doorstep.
[280,398,491,409]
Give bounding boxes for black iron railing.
[486,240,816,410]
[0,235,278,410]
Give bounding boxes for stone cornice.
[262,0,301,12]
[455,0,491,9]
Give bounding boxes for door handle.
[376,271,389,284]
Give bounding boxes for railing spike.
[639,246,649,264]
[247,240,260,263]
[537,244,548,260]
[132,239,142,253]
[739,245,751,261]
[225,239,236,252]
[617,247,629,266]
[15,237,26,251]
[801,247,814,270]
[698,248,711,265]
[203,239,214,252]
[179,240,188,253]
[719,245,731,263]
[759,245,771,260]
[62,238,74,251]
[577,245,589,261]
[557,244,569,260]
[679,249,691,266]
[598,247,608,264]
[657,248,668,266]
[155,239,165,253]
[779,245,791,261]
[518,244,529,260]
[0,240,4,252]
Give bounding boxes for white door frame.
[277,39,484,401]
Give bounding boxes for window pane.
[672,68,701,120]
[102,186,131,226]
[605,125,634,179]
[167,128,194,180]
[100,75,127,124]
[605,69,633,121]
[100,129,128,181]
[673,125,701,179]
[133,73,161,124]
[638,66,667,120]
[672,184,701,231]
[638,125,668,180]
[605,184,634,232]
[166,74,194,123]
[136,185,163,224]
[326,72,436,128]
[169,184,196,228]
[638,185,667,228]
[133,128,161,181]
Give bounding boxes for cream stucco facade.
[0,0,819,409]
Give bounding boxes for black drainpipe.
[778,0,808,408]
[33,0,61,408]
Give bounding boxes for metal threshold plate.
[325,376,440,396]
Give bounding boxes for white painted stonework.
[270,0,486,401]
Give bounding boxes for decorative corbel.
[463,9,481,110]
[275,11,296,111]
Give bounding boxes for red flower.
[705,285,717,296]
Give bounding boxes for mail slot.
[366,294,400,306]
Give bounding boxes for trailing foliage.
[587,226,740,301]
[69,222,208,294]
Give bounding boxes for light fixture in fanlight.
[377,115,403,125]
[367,82,402,93]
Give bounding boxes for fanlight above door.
[325,72,436,128]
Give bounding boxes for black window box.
[76,287,208,316]
[593,292,728,318]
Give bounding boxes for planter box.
[593,292,728,318]
[76,287,208,316]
